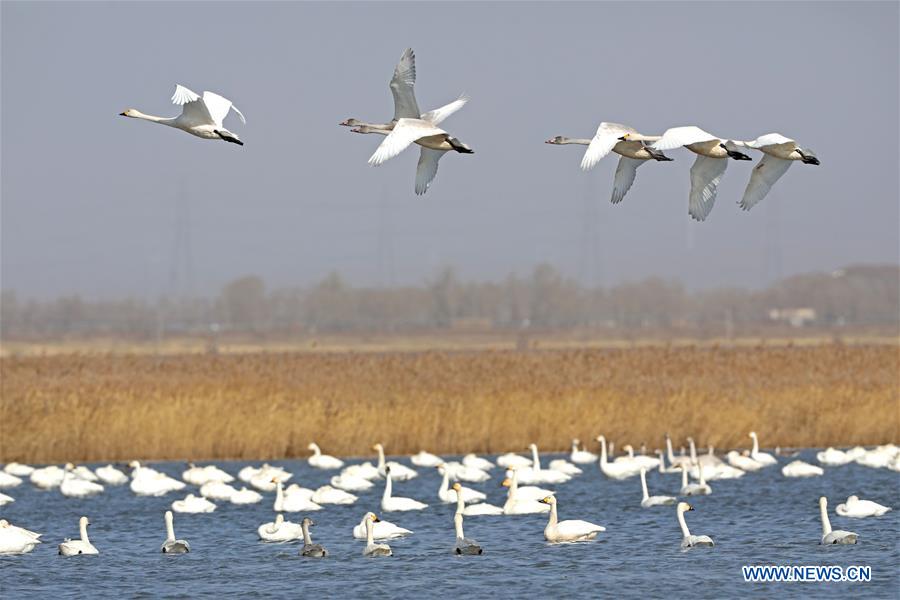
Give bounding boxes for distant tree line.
[1,263,897,339]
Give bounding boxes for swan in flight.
[172,493,217,513]
[569,439,598,464]
[538,495,605,542]
[299,518,328,557]
[120,84,245,145]
[816,447,852,466]
[273,479,321,512]
[437,465,486,504]
[161,511,190,553]
[58,516,98,556]
[782,460,824,478]
[452,488,484,554]
[835,495,891,518]
[411,450,444,467]
[381,467,428,512]
[819,497,858,544]
[258,513,303,542]
[732,134,819,211]
[546,123,672,204]
[95,464,129,485]
[501,471,551,515]
[362,513,393,557]
[307,443,344,470]
[0,519,41,555]
[640,468,676,507]
[463,453,495,471]
[645,126,753,221]
[678,463,711,496]
[597,435,641,480]
[4,462,33,477]
[677,502,714,549]
[373,443,418,480]
[353,512,412,540]
[748,432,777,465]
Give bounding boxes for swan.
[130,463,185,496]
[748,432,778,465]
[341,48,471,195]
[665,434,692,468]
[161,511,190,553]
[229,486,263,505]
[258,513,303,542]
[816,447,852,466]
[68,465,99,482]
[330,472,375,492]
[548,459,583,475]
[0,471,22,489]
[845,446,868,460]
[442,461,491,483]
[0,520,41,555]
[496,452,532,469]
[819,497,858,544]
[569,439,598,464]
[656,450,681,474]
[782,460,824,478]
[538,495,605,542]
[353,512,412,540]
[30,465,64,489]
[182,464,233,486]
[501,471,551,515]
[686,443,744,480]
[95,464,129,485]
[0,492,14,506]
[644,126,753,221]
[308,443,344,469]
[726,450,764,472]
[199,481,238,501]
[274,479,321,512]
[452,487,483,554]
[463,453,495,471]
[172,493,216,514]
[618,444,660,470]
[58,516,98,556]
[513,444,570,485]
[238,463,291,484]
[835,495,891,518]
[381,467,427,512]
[437,465,486,504]
[311,485,357,505]
[61,464,104,498]
[3,462,33,477]
[300,518,328,557]
[855,449,893,468]
[546,123,672,205]
[677,502,714,548]
[411,450,444,467]
[679,463,711,496]
[732,133,819,211]
[640,468,676,507]
[362,513,393,557]
[453,483,503,516]
[597,435,641,480]
[373,443,418,480]
[120,84,245,145]
[340,461,380,481]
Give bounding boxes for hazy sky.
[2,1,898,300]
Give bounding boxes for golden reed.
[1,344,897,463]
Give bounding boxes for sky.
[1,1,898,300]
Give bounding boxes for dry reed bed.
[1,345,897,463]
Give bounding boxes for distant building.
[768,308,817,327]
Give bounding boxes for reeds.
[1,344,897,463]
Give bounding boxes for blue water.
[1,449,897,598]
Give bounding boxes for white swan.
[411,450,444,467]
[130,463,185,496]
[437,466,486,504]
[732,133,819,211]
[61,464,104,498]
[273,479,321,512]
[229,487,263,505]
[182,464,233,486]
[513,444,570,485]
[258,513,303,542]
[453,483,503,516]
[353,512,412,540]
[569,439,598,464]
[496,453,532,469]
[548,459,583,475]
[679,463,711,496]
[69,465,100,482]
[300,518,328,557]
[30,465,64,489]
[199,481,238,501]
[546,123,673,205]
[597,435,641,480]
[381,466,427,512]
[311,485,357,505]
[665,434,692,468]
[501,471,551,515]
[307,443,344,470]
[58,516,98,556]
[677,502,714,548]
[656,450,681,474]
[161,511,190,553]
[782,460,824,478]
[0,492,14,506]
[441,461,490,483]
[726,450,764,472]
[0,520,41,555]
[172,493,216,514]
[363,513,393,557]
[645,126,753,221]
[3,462,33,477]
[819,497,858,544]
[330,472,375,492]
[373,444,418,480]
[816,447,852,466]
[835,495,891,518]
[538,495,605,542]
[462,454,495,471]
[238,463,290,483]
[640,468,676,507]
[748,432,777,465]
[120,84,245,145]
[0,471,22,489]
[340,461,380,481]
[452,487,483,554]
[619,444,660,470]
[95,464,129,485]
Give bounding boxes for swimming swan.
[781,460,824,478]
[732,133,819,211]
[95,464,129,485]
[0,519,41,555]
[363,513,393,557]
[538,495,605,542]
[819,497,858,544]
[308,443,344,470]
[161,511,190,553]
[312,485,357,505]
[677,502,714,549]
[353,512,412,540]
[640,468,676,507]
[569,439,598,464]
[60,464,104,498]
[437,466,486,504]
[258,513,303,542]
[58,516,98,556]
[229,487,263,505]
[0,492,13,507]
[3,463,33,477]
[452,488,484,555]
[597,435,641,480]
[330,472,375,492]
[835,495,891,518]
[381,467,428,512]
[300,518,328,557]
[373,444,418,481]
[411,450,444,467]
[172,493,217,513]
[816,447,852,466]
[452,483,503,516]
[120,84,245,145]
[748,432,777,465]
[463,454,496,471]
[678,463,711,496]
[274,479,321,512]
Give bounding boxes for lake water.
[1,449,897,598]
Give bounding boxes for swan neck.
[531,446,541,470]
[454,513,465,540]
[80,519,89,543]
[689,440,697,462]
[376,447,385,470]
[698,462,706,485]
[666,437,675,461]
[275,481,284,510]
[640,470,649,500]
[383,472,392,501]
[820,502,832,535]
[681,466,688,488]
[600,438,608,465]
[677,508,691,537]
[455,489,465,515]
[311,444,321,457]
[365,517,374,545]
[165,514,175,541]
[130,110,175,125]
[440,469,449,492]
[751,435,760,455]
[301,521,312,545]
[548,501,558,528]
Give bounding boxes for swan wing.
[390,48,421,121]
[652,126,718,151]
[688,155,728,221]
[415,148,445,195]
[420,95,468,125]
[611,157,644,204]
[581,123,631,171]
[368,119,445,166]
[201,91,245,127]
[172,84,214,125]
[739,155,792,212]
[557,519,605,536]
[749,133,795,149]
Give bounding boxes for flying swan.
[733,134,819,211]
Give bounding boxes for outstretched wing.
[610,157,644,204]
[739,155,792,211]
[415,148,446,195]
[420,95,468,125]
[390,48,421,121]
[368,119,445,166]
[581,122,632,171]
[748,133,794,149]
[202,91,245,127]
[652,126,718,152]
[172,84,213,125]
[688,155,728,221]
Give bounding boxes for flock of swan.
[1,433,895,556]
[118,48,818,221]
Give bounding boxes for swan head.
[528,443,537,450]
[372,443,383,451]
[545,136,568,144]
[618,133,632,141]
[798,149,820,165]
[819,496,828,508]
[452,482,462,492]
[80,516,90,527]
[340,118,361,127]
[749,431,758,439]
[678,502,693,513]
[538,496,556,505]
[500,478,512,488]
[847,495,859,503]
[368,513,381,523]
[65,463,75,470]
[302,517,315,527]
[596,435,606,443]
[119,109,141,118]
